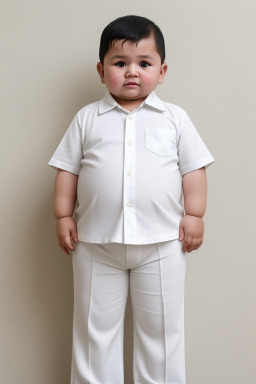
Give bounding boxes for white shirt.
[49,91,214,244]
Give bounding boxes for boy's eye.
[140,61,149,68]
[115,61,126,67]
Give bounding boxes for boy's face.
[97,34,168,110]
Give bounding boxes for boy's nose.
[125,65,139,78]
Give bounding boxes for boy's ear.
[97,62,105,84]
[158,62,168,85]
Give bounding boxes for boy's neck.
[111,94,148,112]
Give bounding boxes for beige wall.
[1,1,255,383]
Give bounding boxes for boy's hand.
[179,215,204,253]
[56,217,79,255]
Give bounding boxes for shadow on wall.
[28,188,74,383]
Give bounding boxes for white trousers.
[71,239,187,384]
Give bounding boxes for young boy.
[49,15,214,384]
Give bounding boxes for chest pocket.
[146,128,177,157]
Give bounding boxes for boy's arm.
[179,167,207,253]
[54,169,79,255]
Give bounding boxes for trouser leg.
[130,240,187,384]
[71,242,129,384]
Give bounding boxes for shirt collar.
[144,91,166,112]
[98,91,166,115]
[98,92,118,114]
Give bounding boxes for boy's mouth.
[124,82,139,86]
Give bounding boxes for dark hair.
[99,15,165,64]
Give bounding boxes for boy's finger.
[71,230,79,243]
[63,236,75,251]
[187,244,195,253]
[188,238,199,253]
[182,239,189,252]
[195,238,203,249]
[182,235,193,252]
[179,225,184,241]
[182,243,188,252]
[58,239,70,255]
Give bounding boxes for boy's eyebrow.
[110,54,154,60]
[138,55,154,60]
[110,55,128,60]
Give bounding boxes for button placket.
[123,113,136,242]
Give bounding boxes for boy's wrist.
[184,213,204,219]
[55,215,73,221]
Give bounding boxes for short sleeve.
[48,112,83,175]
[178,111,214,176]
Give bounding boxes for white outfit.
[48,91,214,245]
[71,239,187,384]
[49,92,214,384]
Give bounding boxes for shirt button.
[128,116,133,120]
[127,171,132,176]
[127,140,132,145]
[127,202,131,207]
